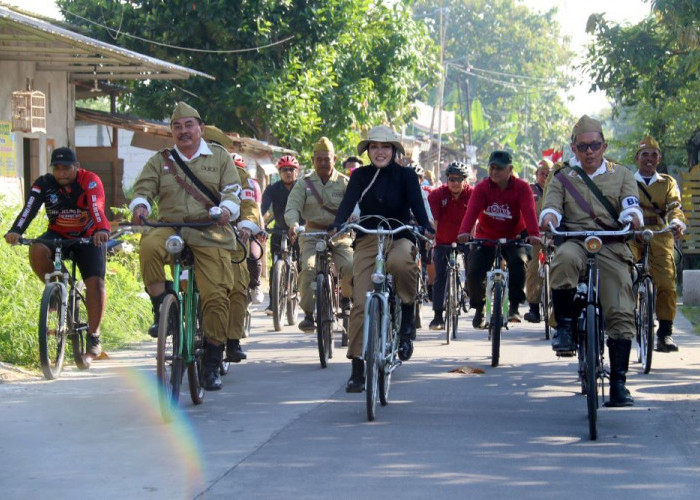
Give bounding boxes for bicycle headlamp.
[642,229,654,243]
[280,238,288,252]
[165,235,185,255]
[315,239,327,253]
[371,272,385,285]
[584,236,603,254]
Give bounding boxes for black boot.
[427,284,433,302]
[147,281,173,338]
[551,289,575,355]
[606,338,634,407]
[345,358,365,393]
[225,339,247,363]
[429,309,444,330]
[202,340,224,391]
[398,303,415,361]
[655,320,679,352]
[523,303,541,323]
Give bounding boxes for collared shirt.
[174,139,212,161]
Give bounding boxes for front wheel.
[542,263,552,340]
[316,274,333,368]
[189,295,205,404]
[490,281,503,367]
[444,269,454,344]
[69,287,89,370]
[365,296,382,421]
[270,259,287,332]
[637,277,654,374]
[156,294,183,421]
[38,282,67,380]
[585,304,599,441]
[286,264,299,326]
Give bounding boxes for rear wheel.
[69,288,89,370]
[444,268,455,344]
[38,282,67,380]
[286,264,299,326]
[638,277,654,374]
[490,281,503,367]
[542,263,552,340]
[156,294,182,421]
[316,274,333,368]
[270,259,287,332]
[189,295,205,404]
[366,296,382,421]
[585,304,598,441]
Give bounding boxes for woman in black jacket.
[333,125,433,393]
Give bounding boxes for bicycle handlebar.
[19,237,92,247]
[546,220,633,238]
[467,236,530,247]
[342,223,430,241]
[138,215,216,229]
[633,224,677,243]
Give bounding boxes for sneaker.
[298,314,315,333]
[655,335,679,353]
[250,286,264,304]
[472,309,486,329]
[398,337,414,361]
[86,333,102,357]
[508,306,521,323]
[265,305,273,316]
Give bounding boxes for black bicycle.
[540,237,556,341]
[442,242,468,344]
[266,228,300,332]
[20,237,92,379]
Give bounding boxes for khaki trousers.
[550,240,635,340]
[347,236,417,358]
[140,227,234,344]
[227,249,250,340]
[525,240,543,304]
[298,236,353,315]
[630,236,677,321]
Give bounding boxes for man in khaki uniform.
[203,126,261,363]
[130,102,241,391]
[524,159,551,323]
[540,115,643,407]
[284,137,353,332]
[628,136,686,352]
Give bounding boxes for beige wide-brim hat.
[357,125,405,155]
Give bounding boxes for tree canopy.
[57,0,440,162]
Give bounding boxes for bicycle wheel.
[156,294,183,420]
[542,263,552,340]
[490,281,503,367]
[270,259,287,332]
[450,272,459,340]
[189,295,205,404]
[365,296,382,421]
[286,264,299,326]
[585,304,598,441]
[316,274,333,368]
[69,287,90,370]
[38,282,67,380]
[638,277,654,374]
[444,268,454,344]
[380,295,400,406]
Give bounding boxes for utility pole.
[435,2,447,182]
[465,76,473,146]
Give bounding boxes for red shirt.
[458,176,539,240]
[428,184,472,245]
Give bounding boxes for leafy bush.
[0,198,151,368]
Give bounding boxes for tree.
[584,0,700,170]
[56,0,439,160]
[412,0,575,172]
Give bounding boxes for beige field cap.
[170,101,201,123]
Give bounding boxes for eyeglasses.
[640,151,659,159]
[279,167,296,173]
[447,176,465,183]
[575,142,603,153]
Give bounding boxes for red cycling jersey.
[428,184,472,245]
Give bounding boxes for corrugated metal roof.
[0,4,213,81]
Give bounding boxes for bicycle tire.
[380,295,400,406]
[444,268,454,344]
[490,281,503,367]
[189,294,205,404]
[286,264,299,326]
[585,303,598,441]
[38,282,67,380]
[450,270,459,340]
[542,263,552,340]
[366,296,382,421]
[638,277,654,374]
[156,294,182,421]
[70,287,89,370]
[316,274,333,368]
[271,259,286,332]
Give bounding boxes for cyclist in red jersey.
[4,147,110,360]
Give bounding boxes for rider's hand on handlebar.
[238,227,252,245]
[526,235,542,245]
[540,213,558,232]
[457,232,470,244]
[215,207,231,226]
[131,205,148,225]
[671,223,684,240]
[4,232,20,245]
[92,230,109,247]
[288,223,299,241]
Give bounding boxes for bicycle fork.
[485,270,509,329]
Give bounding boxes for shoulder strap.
[636,181,665,218]
[169,149,220,206]
[160,151,216,210]
[555,170,618,231]
[304,178,337,216]
[571,165,620,225]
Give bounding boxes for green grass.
[680,305,700,336]
[0,198,151,369]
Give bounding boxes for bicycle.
[341,221,427,421]
[631,225,675,374]
[539,237,556,341]
[441,242,468,344]
[299,229,349,368]
[139,214,222,420]
[468,237,529,368]
[20,237,92,379]
[548,221,634,440]
[266,228,300,332]
[414,238,432,330]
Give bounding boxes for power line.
[447,63,558,92]
[61,9,295,54]
[468,65,554,84]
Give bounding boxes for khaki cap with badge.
[314,136,335,155]
[170,101,201,123]
[571,114,603,140]
[636,135,660,155]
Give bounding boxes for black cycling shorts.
[37,230,107,280]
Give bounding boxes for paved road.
[1,301,699,499]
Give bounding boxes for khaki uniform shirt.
[633,172,685,230]
[232,165,262,260]
[284,169,349,230]
[131,141,242,249]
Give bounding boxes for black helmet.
[445,161,470,178]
